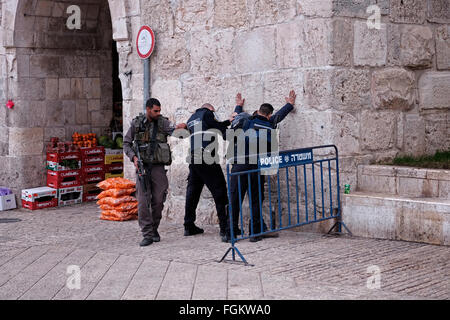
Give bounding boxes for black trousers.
[230,164,267,235]
[184,163,228,232]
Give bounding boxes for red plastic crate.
[47,151,80,162]
[47,169,81,189]
[22,198,58,210]
[83,183,102,202]
[81,153,105,165]
[81,163,105,174]
[105,163,123,174]
[81,171,105,184]
[80,146,105,157]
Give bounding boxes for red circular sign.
[136,26,155,59]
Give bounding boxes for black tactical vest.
[187,108,217,153]
[132,114,172,165]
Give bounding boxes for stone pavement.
[0,203,448,300]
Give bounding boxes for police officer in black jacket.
[226,91,296,242]
[184,103,234,240]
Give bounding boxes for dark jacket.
[229,103,294,164]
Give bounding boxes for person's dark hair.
[146,98,161,109]
[259,103,274,116]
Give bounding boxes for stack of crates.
[46,149,83,207]
[80,146,105,202]
[21,187,58,210]
[105,148,124,179]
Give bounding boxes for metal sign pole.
[143,58,150,112]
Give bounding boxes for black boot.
[152,231,161,242]
[184,224,204,236]
[139,237,153,247]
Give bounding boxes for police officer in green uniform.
[123,98,186,247]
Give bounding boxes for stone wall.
[0,1,448,231]
[132,0,449,226]
[0,0,114,194]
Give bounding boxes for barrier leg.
[218,245,252,266]
[327,219,352,236]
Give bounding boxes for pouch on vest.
[153,142,172,165]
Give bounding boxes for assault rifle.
[133,140,148,193]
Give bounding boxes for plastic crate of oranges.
[72,133,98,148]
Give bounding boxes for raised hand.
[236,93,245,107]
[285,90,296,106]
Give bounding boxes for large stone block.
[360,111,396,151]
[423,113,449,155]
[2,155,46,192]
[403,114,426,156]
[262,70,304,109]
[234,26,276,73]
[280,111,334,150]
[428,0,450,23]
[400,25,434,68]
[332,112,360,155]
[58,78,71,100]
[18,78,45,100]
[151,35,191,80]
[151,79,183,115]
[45,100,65,127]
[62,100,76,125]
[353,21,387,66]
[298,0,333,17]
[182,77,223,112]
[333,0,389,18]
[8,127,44,156]
[140,0,174,35]
[214,0,248,28]
[220,73,264,113]
[371,68,416,111]
[303,69,333,111]
[276,19,332,69]
[390,0,426,24]
[175,0,212,32]
[45,78,58,100]
[75,100,88,125]
[82,78,101,99]
[436,26,450,70]
[330,18,352,66]
[419,72,450,110]
[332,68,371,111]
[248,0,296,27]
[59,56,88,78]
[190,29,235,77]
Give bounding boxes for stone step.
[357,165,450,199]
[342,192,450,246]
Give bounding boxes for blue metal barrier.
[219,145,351,266]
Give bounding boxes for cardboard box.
[47,169,81,189]
[0,194,17,211]
[83,183,102,202]
[21,186,58,210]
[58,186,83,206]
